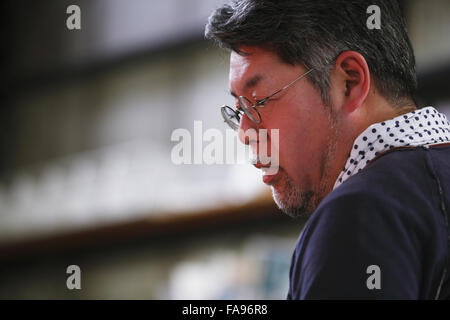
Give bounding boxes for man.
[205,0,450,299]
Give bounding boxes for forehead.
[230,47,280,77]
[229,47,282,91]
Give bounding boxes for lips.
[254,163,280,185]
[263,173,276,184]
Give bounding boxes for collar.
[333,106,450,190]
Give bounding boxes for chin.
[271,174,316,219]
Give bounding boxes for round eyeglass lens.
[239,96,261,123]
[221,106,240,130]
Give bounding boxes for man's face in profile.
[229,46,343,218]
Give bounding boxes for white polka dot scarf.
[333,106,450,190]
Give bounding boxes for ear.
[333,51,370,113]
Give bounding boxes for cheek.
[272,104,332,181]
[279,126,316,171]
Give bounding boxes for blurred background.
[1,0,450,299]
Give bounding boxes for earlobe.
[335,51,370,114]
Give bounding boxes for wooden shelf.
[0,192,294,263]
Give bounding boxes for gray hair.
[205,0,417,107]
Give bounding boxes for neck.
[369,100,417,127]
[323,99,417,199]
[392,104,417,117]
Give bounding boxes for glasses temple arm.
[260,68,314,103]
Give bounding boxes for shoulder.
[307,147,438,253]
[288,148,442,299]
[323,146,438,226]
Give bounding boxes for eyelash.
[235,97,276,110]
[256,98,278,105]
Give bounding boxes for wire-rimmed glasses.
[221,68,314,130]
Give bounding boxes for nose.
[237,113,258,145]
[237,113,262,166]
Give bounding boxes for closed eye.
[255,97,278,106]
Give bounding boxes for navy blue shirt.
[287,144,450,299]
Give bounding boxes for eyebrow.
[229,74,265,98]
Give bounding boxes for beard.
[272,109,341,219]
[272,172,316,218]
